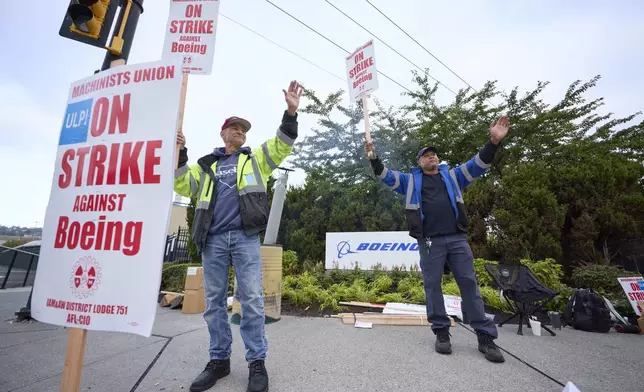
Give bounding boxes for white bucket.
[529,318,542,336]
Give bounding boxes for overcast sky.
[1,0,642,227]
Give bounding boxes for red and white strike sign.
[345,40,379,103]
[617,276,644,316]
[162,0,220,75]
[31,58,183,337]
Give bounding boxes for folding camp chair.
[485,263,559,336]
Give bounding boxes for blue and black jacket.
[370,142,499,239]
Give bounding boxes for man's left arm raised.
[452,115,510,190]
[254,80,304,177]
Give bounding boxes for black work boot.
[247,360,269,392]
[189,359,230,392]
[477,333,505,363]
[434,328,452,354]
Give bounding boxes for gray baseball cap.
[417,146,438,160]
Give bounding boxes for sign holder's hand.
[177,131,186,148]
[364,140,377,160]
[362,94,375,159]
[284,80,303,116]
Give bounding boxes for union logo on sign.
[69,256,103,299]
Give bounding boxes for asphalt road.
[1,288,642,392]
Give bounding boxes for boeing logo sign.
[326,231,421,271]
[336,240,419,259]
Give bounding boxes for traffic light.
[59,0,119,48]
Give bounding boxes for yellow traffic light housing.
[59,0,118,48]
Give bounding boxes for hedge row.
[160,252,640,316]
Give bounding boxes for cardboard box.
[184,267,204,291]
[182,288,206,314]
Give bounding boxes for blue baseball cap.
[417,146,438,160]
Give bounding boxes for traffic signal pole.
[100,0,145,71]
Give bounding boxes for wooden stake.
[362,94,375,159]
[60,328,88,392]
[175,73,189,170]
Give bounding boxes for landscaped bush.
[1,239,30,248]
[279,252,574,313]
[570,264,641,316]
[161,262,202,292]
[282,250,299,276]
[571,264,640,298]
[160,263,235,296]
[163,249,573,314]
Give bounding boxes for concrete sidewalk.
[1,288,641,392]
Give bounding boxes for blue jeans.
[418,233,498,338]
[201,229,267,361]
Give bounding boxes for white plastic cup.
[529,318,542,336]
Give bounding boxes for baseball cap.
[417,146,438,160]
[221,116,251,132]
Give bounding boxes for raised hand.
[283,80,304,116]
[490,115,510,144]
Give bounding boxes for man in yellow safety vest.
[174,81,304,392]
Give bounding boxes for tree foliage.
[280,70,644,272]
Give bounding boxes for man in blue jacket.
[365,115,510,363]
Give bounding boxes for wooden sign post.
[175,73,190,169]
[60,328,88,392]
[362,94,374,159]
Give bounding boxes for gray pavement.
[1,288,642,392]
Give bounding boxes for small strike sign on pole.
[346,40,379,158]
[161,0,221,168]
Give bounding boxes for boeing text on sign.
[345,40,379,103]
[162,0,220,75]
[325,232,420,270]
[31,58,183,337]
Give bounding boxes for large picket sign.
[162,0,220,75]
[31,59,183,338]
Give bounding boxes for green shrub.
[480,286,513,313]
[571,264,640,298]
[2,239,30,248]
[442,281,461,296]
[376,292,406,303]
[474,259,497,287]
[548,284,573,312]
[161,263,202,292]
[279,256,575,313]
[346,279,378,303]
[407,285,426,304]
[521,258,563,291]
[369,274,393,295]
[282,250,299,276]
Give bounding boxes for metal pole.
[15,287,33,322]
[100,0,145,71]
[1,251,18,289]
[263,168,293,245]
[22,254,35,287]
